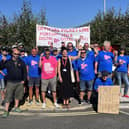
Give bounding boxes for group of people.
[0,40,129,118]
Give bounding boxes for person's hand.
[21,81,24,84]
[0,71,5,76]
[79,45,83,50]
[2,56,6,61]
[59,77,63,83]
[40,53,44,57]
[114,50,118,56]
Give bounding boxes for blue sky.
[0,0,129,28]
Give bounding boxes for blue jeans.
[116,72,129,95]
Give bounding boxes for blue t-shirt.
[0,54,11,79]
[116,55,129,72]
[94,77,113,91]
[27,55,41,77]
[68,49,78,70]
[51,54,62,61]
[95,51,114,73]
[76,51,95,81]
[20,56,28,65]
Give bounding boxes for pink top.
[41,56,57,79]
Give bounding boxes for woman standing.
[58,48,80,108]
[115,48,129,97]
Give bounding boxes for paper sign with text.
[36,25,90,48]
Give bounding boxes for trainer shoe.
[79,100,84,105]
[13,107,22,113]
[2,111,9,118]
[42,103,46,109]
[35,99,40,105]
[54,102,60,108]
[28,100,33,105]
[86,100,91,104]
[123,95,129,98]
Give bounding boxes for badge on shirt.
[62,68,67,72]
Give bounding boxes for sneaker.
[79,100,84,105]
[86,100,91,104]
[42,103,46,109]
[13,107,22,113]
[54,103,60,108]
[2,111,9,118]
[123,95,129,98]
[28,100,33,105]
[35,99,40,105]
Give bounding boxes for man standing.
[0,46,11,106]
[76,49,95,104]
[0,49,27,118]
[39,48,59,108]
[95,41,114,77]
[27,48,41,105]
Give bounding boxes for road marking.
[40,111,98,117]
[0,111,98,117]
[120,111,129,116]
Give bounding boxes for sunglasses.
[68,46,73,47]
[14,53,20,55]
[81,52,86,54]
[45,53,50,55]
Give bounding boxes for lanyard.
[62,58,67,67]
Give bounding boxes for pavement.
[0,88,129,115]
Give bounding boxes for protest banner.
[98,86,120,114]
[36,25,90,48]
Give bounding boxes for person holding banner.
[58,47,81,108]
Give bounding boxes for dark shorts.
[5,82,24,103]
[28,77,40,87]
[80,80,94,91]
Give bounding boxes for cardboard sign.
[98,86,120,114]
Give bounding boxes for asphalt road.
[0,109,129,129]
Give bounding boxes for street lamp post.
[104,0,106,15]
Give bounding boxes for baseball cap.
[101,71,109,77]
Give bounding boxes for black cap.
[1,46,8,51]
[101,71,109,77]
